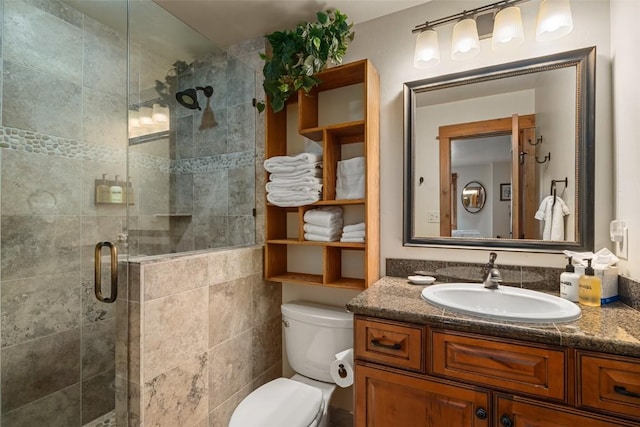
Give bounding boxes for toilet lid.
[229,378,323,427]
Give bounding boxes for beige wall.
[339,0,614,270]
[610,0,640,279]
[121,246,282,426]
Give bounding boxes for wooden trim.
[438,114,535,240]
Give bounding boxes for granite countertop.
[346,276,640,358]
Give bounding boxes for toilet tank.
[281,301,353,383]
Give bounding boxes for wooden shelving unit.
[264,59,380,290]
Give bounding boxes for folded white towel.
[336,157,365,200]
[268,165,323,180]
[343,222,365,233]
[264,152,322,167]
[267,191,320,207]
[303,206,343,227]
[304,232,339,242]
[303,223,342,237]
[337,156,365,175]
[269,175,322,185]
[340,236,365,243]
[266,182,323,193]
[264,161,323,174]
[342,230,365,239]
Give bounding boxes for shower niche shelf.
[94,179,134,205]
[264,59,380,290]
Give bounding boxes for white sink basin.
[421,283,581,323]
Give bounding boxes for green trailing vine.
[257,9,355,113]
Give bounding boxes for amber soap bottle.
[578,258,601,307]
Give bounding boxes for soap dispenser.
[560,256,579,302]
[110,175,123,203]
[96,174,111,203]
[578,258,601,307]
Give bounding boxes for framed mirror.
[403,47,595,252]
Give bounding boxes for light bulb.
[451,17,480,60]
[536,0,573,42]
[414,29,440,68]
[492,6,524,52]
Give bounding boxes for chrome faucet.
[483,252,502,289]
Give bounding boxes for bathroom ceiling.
[154,0,430,47]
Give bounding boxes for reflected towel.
[535,195,570,240]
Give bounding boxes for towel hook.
[527,135,544,146]
[535,152,551,164]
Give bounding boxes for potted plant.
[257,9,355,113]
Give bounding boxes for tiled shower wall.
[122,246,282,426]
[129,38,262,255]
[0,1,128,424]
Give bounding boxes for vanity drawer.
[431,330,567,401]
[354,317,425,372]
[578,351,640,420]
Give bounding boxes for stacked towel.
[340,221,365,243]
[336,157,365,200]
[303,206,343,242]
[264,153,323,207]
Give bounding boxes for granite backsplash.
[386,258,640,311]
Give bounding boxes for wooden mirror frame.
[403,47,595,252]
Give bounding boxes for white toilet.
[229,301,353,427]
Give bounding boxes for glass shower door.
[0,0,129,424]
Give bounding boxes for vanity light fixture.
[412,0,573,68]
[491,5,525,52]
[128,101,171,140]
[451,14,481,60]
[414,27,440,68]
[536,0,573,41]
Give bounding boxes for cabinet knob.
[475,408,487,420]
[500,415,513,427]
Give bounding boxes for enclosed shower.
[0,0,258,424]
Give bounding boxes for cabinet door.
[496,395,639,427]
[355,364,490,427]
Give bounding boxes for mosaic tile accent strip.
[173,150,256,174]
[1,126,258,175]
[0,126,124,163]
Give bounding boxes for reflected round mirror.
[461,181,486,213]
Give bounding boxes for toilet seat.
[229,378,324,427]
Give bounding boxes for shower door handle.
[94,241,118,303]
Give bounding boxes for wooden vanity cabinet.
[355,363,490,427]
[354,316,640,427]
[495,395,639,427]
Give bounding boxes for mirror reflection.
[404,48,595,252]
[461,181,486,213]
